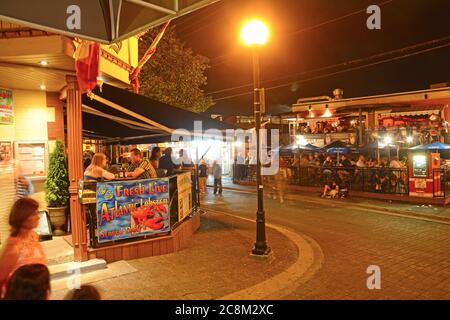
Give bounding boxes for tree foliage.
[45,140,69,207]
[138,26,214,113]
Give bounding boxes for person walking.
[198,159,208,194]
[212,160,223,195]
[0,198,48,295]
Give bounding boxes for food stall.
[78,171,196,261]
[408,142,450,198]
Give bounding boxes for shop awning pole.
[87,92,173,133]
[82,105,164,132]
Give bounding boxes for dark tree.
[138,26,214,113]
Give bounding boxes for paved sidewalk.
[211,177,450,222]
[50,210,304,300]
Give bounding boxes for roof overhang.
[292,87,450,113]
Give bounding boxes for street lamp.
[241,19,271,257]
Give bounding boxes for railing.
[233,164,410,195]
[432,168,450,198]
[291,166,409,195]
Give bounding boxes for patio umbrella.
[0,0,218,44]
[326,147,349,165]
[409,142,450,151]
[281,143,320,156]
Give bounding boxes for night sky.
[173,0,450,116]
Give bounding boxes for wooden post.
[66,75,88,261]
[358,107,363,146]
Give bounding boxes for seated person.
[84,153,115,181]
[127,148,157,179]
[322,156,334,176]
[321,175,341,198]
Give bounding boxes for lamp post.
[241,19,271,256]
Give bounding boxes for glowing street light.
[241,19,270,46]
[240,18,271,257]
[406,136,414,143]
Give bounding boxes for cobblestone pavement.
[201,190,450,299]
[51,212,298,300]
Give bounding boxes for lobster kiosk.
[408,149,441,198]
[77,171,198,262]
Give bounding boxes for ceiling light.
[39,60,48,66]
[40,84,46,90]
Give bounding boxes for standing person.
[3,264,50,300]
[159,147,178,176]
[0,198,48,295]
[149,146,161,169]
[84,153,115,181]
[126,148,157,179]
[212,160,223,195]
[198,159,208,194]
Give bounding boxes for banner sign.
[177,172,192,222]
[0,88,14,124]
[96,178,170,243]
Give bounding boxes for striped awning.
[379,105,442,117]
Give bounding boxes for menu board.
[412,154,428,177]
[177,172,193,222]
[14,141,48,177]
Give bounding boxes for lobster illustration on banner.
[131,204,168,230]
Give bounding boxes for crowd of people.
[0,197,102,300]
[82,147,200,182]
[297,121,359,135]
[83,147,224,195]
[235,151,410,200]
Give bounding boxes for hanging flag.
[73,40,100,93]
[129,21,170,93]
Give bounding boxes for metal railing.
[432,168,450,198]
[233,164,410,195]
[233,164,450,199]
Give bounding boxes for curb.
[215,186,450,225]
[201,208,324,300]
[49,258,107,281]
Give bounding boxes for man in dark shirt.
[198,159,208,193]
[340,154,352,168]
[159,147,179,176]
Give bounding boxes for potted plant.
[45,140,70,236]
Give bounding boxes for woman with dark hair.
[149,147,161,169]
[0,198,47,294]
[3,264,50,300]
[64,285,102,300]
